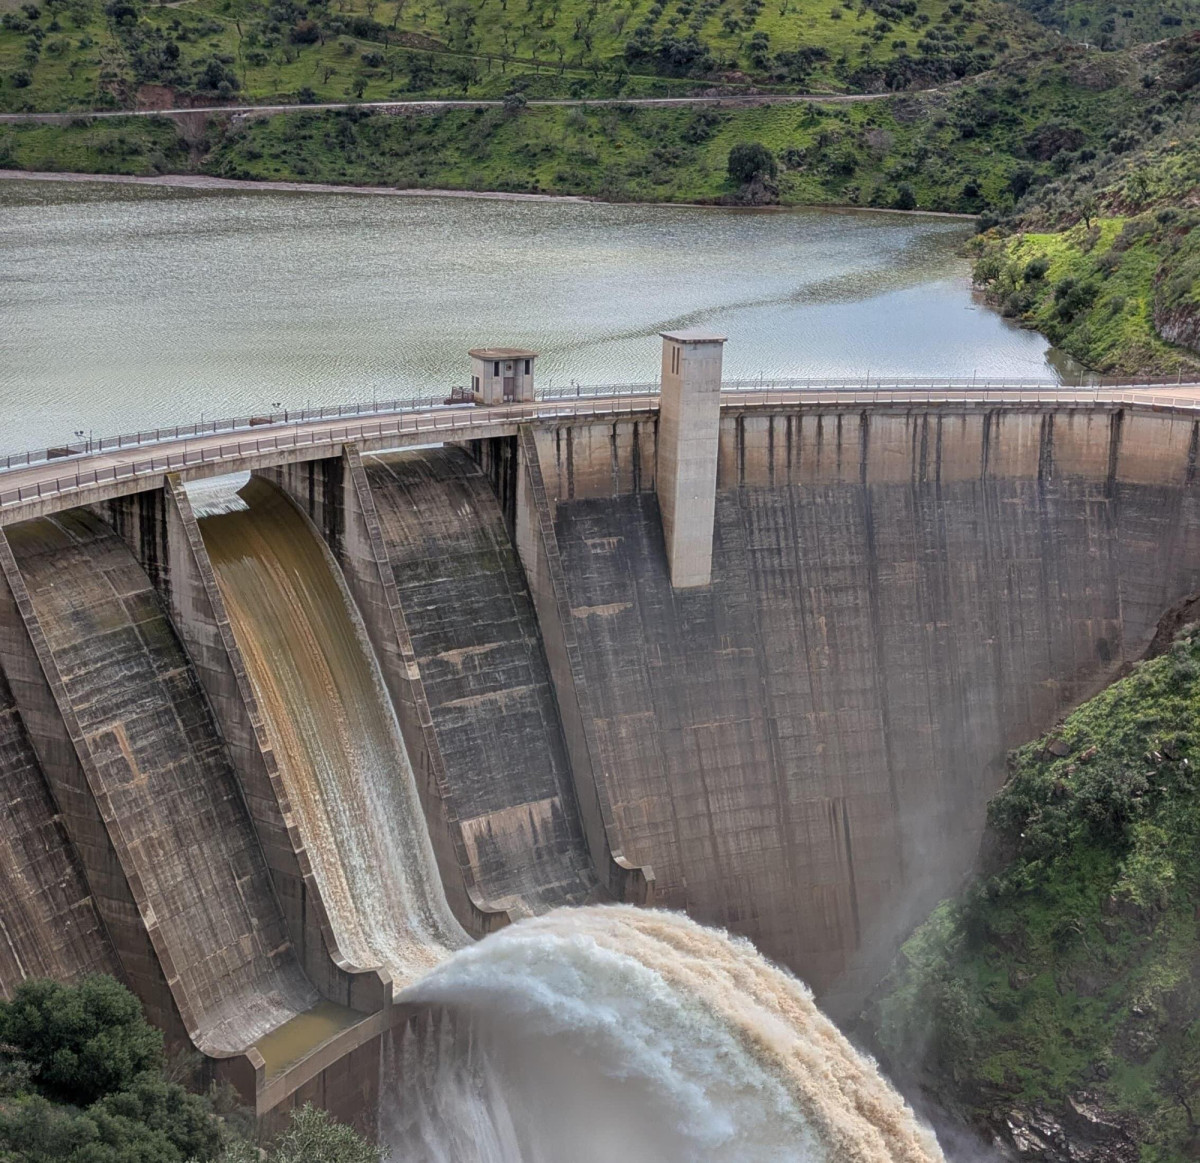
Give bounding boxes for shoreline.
[0,168,979,218]
[0,169,589,202]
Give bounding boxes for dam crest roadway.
[3,375,1200,523]
[4,344,1200,1135]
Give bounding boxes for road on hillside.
[0,90,908,124]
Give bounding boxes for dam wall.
[4,391,1200,1130]
[259,452,512,936]
[0,510,318,1073]
[361,447,597,914]
[0,666,119,992]
[531,416,658,504]
[535,403,1200,1012]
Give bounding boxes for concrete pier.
[656,330,726,589]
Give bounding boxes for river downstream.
[1,176,1063,454]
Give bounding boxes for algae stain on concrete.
[255,1000,362,1079]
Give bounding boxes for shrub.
[289,18,319,43]
[681,106,721,143]
[267,1104,382,1163]
[972,249,1005,283]
[1023,255,1050,281]
[727,141,777,184]
[196,58,238,92]
[893,181,917,210]
[1009,164,1035,200]
[103,0,137,23]
[1052,276,1098,321]
[0,976,162,1106]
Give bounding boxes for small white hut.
[468,348,538,405]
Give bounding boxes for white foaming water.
[187,471,251,517]
[384,906,945,1163]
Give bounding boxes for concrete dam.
[0,336,1198,1143]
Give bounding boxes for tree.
[213,1105,381,1163]
[727,141,777,185]
[270,1104,381,1163]
[0,975,163,1106]
[894,181,917,210]
[1008,164,1035,200]
[0,1079,220,1163]
[289,18,320,43]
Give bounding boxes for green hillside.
[968,33,1200,373]
[1015,0,1200,50]
[0,0,1041,113]
[0,36,1169,213]
[872,626,1200,1160]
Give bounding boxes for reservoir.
[1,176,1060,454]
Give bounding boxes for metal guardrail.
[12,376,1200,474]
[0,395,660,510]
[541,375,1200,397]
[723,387,1200,410]
[0,394,461,473]
[3,382,1200,515]
[539,381,661,399]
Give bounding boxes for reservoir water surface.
[1,177,1063,454]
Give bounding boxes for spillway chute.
[196,475,466,985]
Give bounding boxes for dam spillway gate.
[0,353,1199,1132]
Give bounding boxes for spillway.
[384,905,944,1163]
[4,510,317,1051]
[197,476,466,983]
[365,448,595,913]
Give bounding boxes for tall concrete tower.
[656,329,726,589]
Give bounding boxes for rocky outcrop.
[999,1094,1142,1163]
[1154,301,1200,355]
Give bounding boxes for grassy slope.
[1014,0,1200,50]
[872,628,1200,1160]
[971,214,1200,374]
[0,42,1143,204]
[966,35,1200,373]
[0,0,1041,113]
